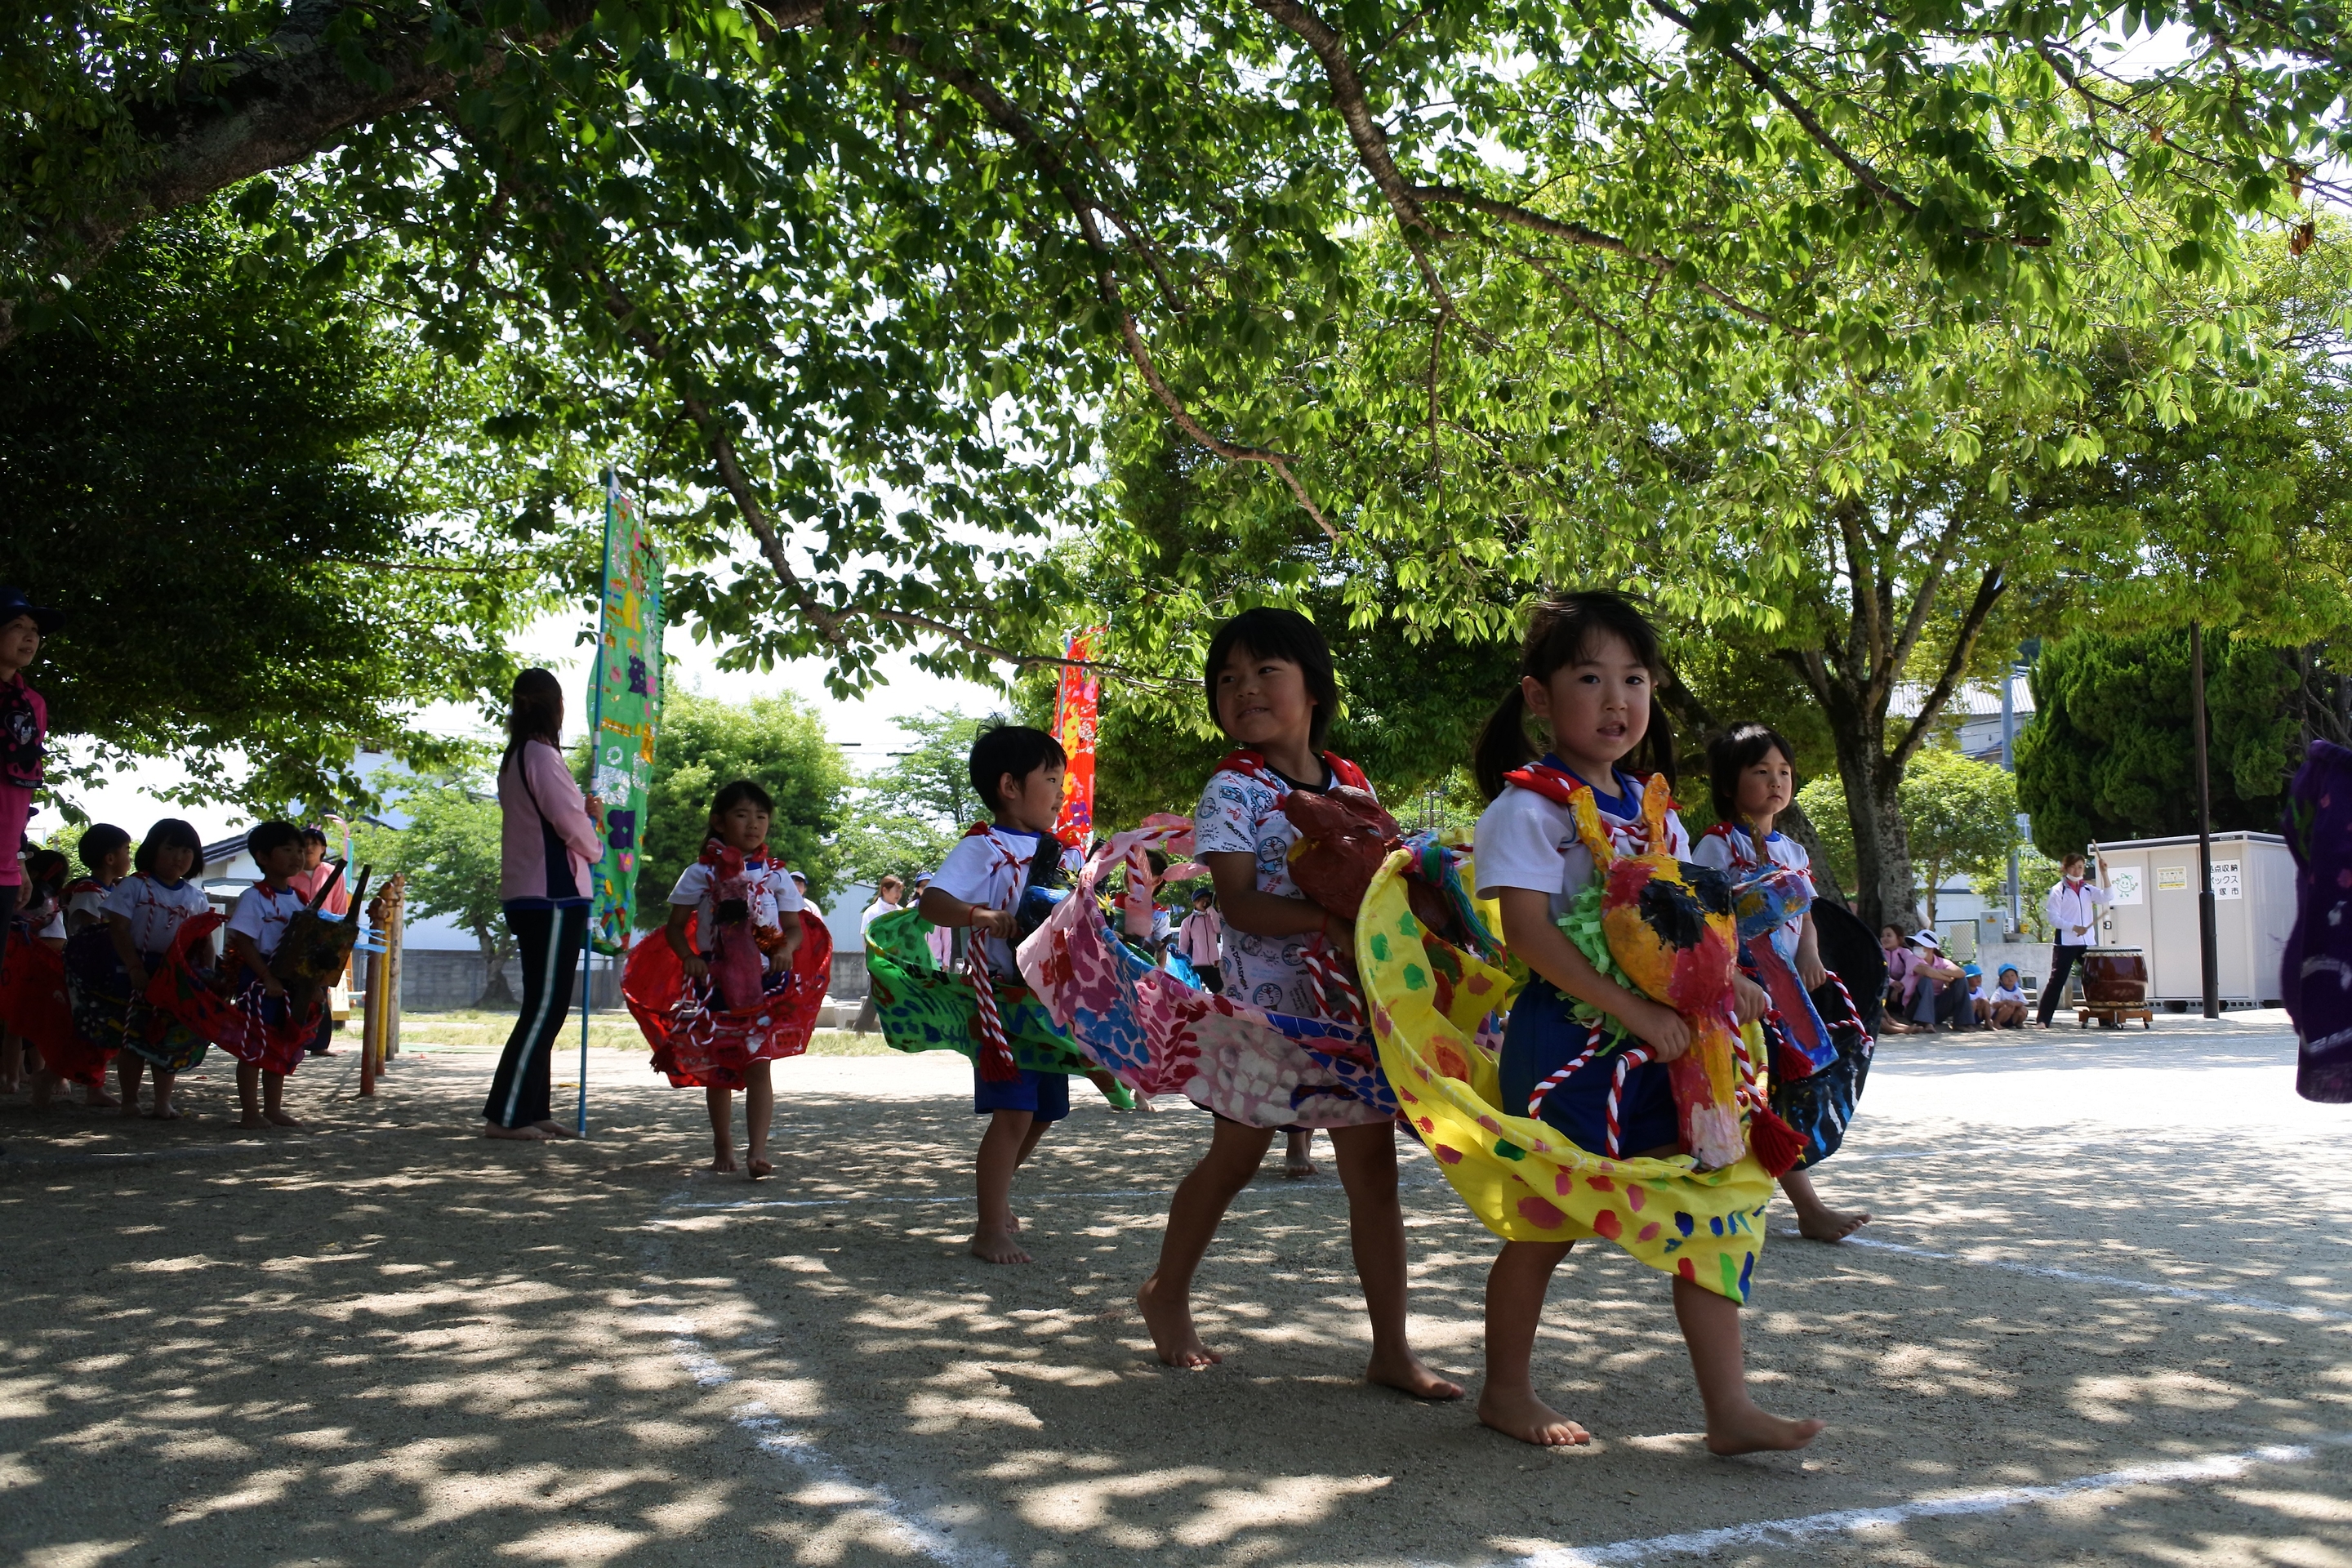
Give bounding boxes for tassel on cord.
[1746,1102,1806,1178]
[967,938,1020,1082]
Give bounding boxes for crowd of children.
[4,577,2029,1463]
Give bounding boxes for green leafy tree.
[633,692,853,927]
[5,0,2339,725]
[354,782,514,1006]
[1973,845,2063,942]
[1799,749,2020,923]
[2015,628,2305,854]
[837,710,990,887]
[0,202,565,815]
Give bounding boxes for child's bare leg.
[1674,1275,1823,1454]
[744,1063,773,1179]
[705,1085,737,1173]
[1,1031,20,1093]
[1001,1117,1049,1231]
[1327,1121,1460,1397]
[28,1063,55,1110]
[81,1070,118,1108]
[236,1062,265,1128]
[261,1071,303,1129]
[118,1055,145,1116]
[1780,1167,1869,1242]
[1138,1117,1274,1366]
[972,1109,1037,1263]
[1284,1128,1316,1178]
[1479,1239,1588,1445]
[149,1069,179,1120]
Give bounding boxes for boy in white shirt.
[224,821,311,1129]
[1984,964,2030,1028]
[920,724,1073,1266]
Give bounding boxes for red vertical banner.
[1052,628,1103,849]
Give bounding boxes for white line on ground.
[1802,1232,2352,1322]
[1517,1432,2352,1566]
[638,1192,1009,1567]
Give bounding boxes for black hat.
[0,589,62,635]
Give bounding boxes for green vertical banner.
[586,474,663,955]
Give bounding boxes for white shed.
[2087,831,2296,1008]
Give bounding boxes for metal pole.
[578,468,617,1136]
[2190,621,2220,1019]
[2001,660,2020,933]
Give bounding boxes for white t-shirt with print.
[101,873,212,955]
[227,881,306,960]
[1473,771,1690,921]
[1192,763,1361,1017]
[930,825,1058,977]
[668,859,803,951]
[1690,823,1814,957]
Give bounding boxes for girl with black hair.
[1464,591,1815,1454]
[1135,606,1461,1401]
[486,669,604,1143]
[93,818,215,1117]
[644,778,813,1179]
[1691,722,1873,1244]
[30,825,131,1108]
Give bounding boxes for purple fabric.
[2286,739,2352,1102]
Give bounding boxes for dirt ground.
[2,1013,2348,1568]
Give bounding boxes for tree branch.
[879,28,1336,539]
[1409,182,1779,326]
[1642,0,2048,248]
[1889,563,2007,768]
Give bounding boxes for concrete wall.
[356,949,622,1013]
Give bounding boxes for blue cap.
[0,587,61,635]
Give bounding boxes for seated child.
[1984,965,2030,1028]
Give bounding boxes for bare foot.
[707,1153,738,1173]
[82,1088,120,1108]
[484,1122,549,1141]
[746,1156,773,1181]
[265,1109,305,1129]
[1367,1348,1464,1401]
[1137,1276,1219,1368]
[1284,1151,1316,1178]
[239,1113,269,1129]
[530,1119,581,1139]
[145,1106,183,1121]
[1705,1402,1824,1455]
[29,1079,54,1111]
[1477,1385,1592,1446]
[970,1227,1031,1265]
[1797,1205,1872,1243]
[119,1100,144,1118]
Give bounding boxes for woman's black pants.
[483,903,586,1129]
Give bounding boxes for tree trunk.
[473,929,518,1009]
[1775,797,1846,906]
[1830,718,1925,935]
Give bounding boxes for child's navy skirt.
[1497,979,1679,1157]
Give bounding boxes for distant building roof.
[1890,680,2035,720]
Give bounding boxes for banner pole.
[580,470,617,1135]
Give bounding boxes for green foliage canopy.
[632,691,852,925]
[0,205,555,814]
[1799,748,2020,923]
[354,780,515,1005]
[836,710,990,887]
[2015,628,2304,853]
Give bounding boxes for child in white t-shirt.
[921,724,1077,1267]
[99,819,215,1117]
[1984,964,2029,1028]
[657,779,807,1178]
[222,821,310,1129]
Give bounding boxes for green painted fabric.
[865,906,1090,1076]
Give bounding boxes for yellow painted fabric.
[1358,848,1775,1303]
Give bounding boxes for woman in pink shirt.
[485,669,604,1142]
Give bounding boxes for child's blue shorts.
[1497,979,1679,1157]
[973,1063,1070,1124]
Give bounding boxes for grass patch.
[394,1009,900,1058]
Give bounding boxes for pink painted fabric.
[1017,818,1393,1129]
